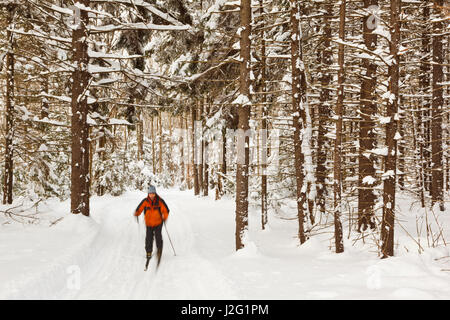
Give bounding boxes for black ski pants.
[145,224,163,254]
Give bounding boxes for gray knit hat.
[148,185,156,194]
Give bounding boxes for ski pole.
[163,220,177,256]
[134,212,141,240]
[158,207,176,256]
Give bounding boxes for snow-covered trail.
[58,189,239,299]
[2,188,450,299]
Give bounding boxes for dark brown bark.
[217,126,227,199]
[3,4,15,205]
[381,0,400,258]
[398,108,405,189]
[235,0,251,250]
[192,104,200,195]
[358,0,378,232]
[316,0,333,216]
[431,0,444,211]
[198,101,204,195]
[421,2,432,193]
[260,108,268,229]
[89,126,93,192]
[259,0,268,230]
[203,102,210,196]
[418,3,431,205]
[446,36,450,192]
[96,127,106,196]
[412,102,425,208]
[71,0,90,216]
[137,111,143,161]
[290,0,307,244]
[151,116,156,174]
[333,0,346,254]
[185,115,192,190]
[41,76,49,120]
[159,112,163,174]
[169,114,174,180]
[180,115,186,187]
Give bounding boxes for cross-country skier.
[134,185,170,269]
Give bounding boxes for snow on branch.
[88,22,190,33]
[88,50,141,60]
[332,38,391,67]
[8,27,72,44]
[90,0,190,28]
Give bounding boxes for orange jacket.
[135,194,169,227]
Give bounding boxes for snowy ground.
[1,188,450,299]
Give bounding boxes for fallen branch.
[1,200,43,224]
[49,217,64,227]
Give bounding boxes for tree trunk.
[137,110,143,161]
[235,0,251,250]
[198,101,204,195]
[412,108,425,208]
[168,114,174,182]
[333,0,346,254]
[446,36,450,192]
[258,0,268,230]
[185,114,192,189]
[96,127,106,196]
[431,0,445,211]
[381,0,400,258]
[204,101,210,196]
[358,0,378,232]
[41,74,49,121]
[151,116,156,174]
[159,112,163,174]
[71,0,90,216]
[316,0,333,217]
[192,104,200,195]
[290,0,307,244]
[421,2,432,194]
[180,115,186,187]
[217,126,227,199]
[3,4,15,205]
[419,2,431,201]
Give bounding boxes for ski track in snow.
[59,190,238,299]
[1,189,450,299]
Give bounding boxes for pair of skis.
[144,253,161,271]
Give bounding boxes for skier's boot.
[145,251,152,271]
[156,248,162,267]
